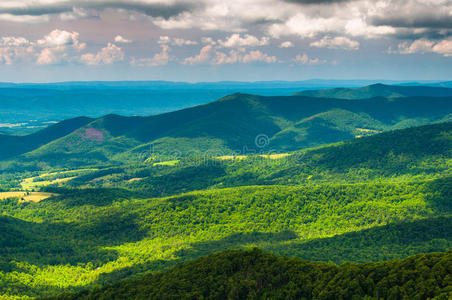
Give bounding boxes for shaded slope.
[266,216,452,263]
[304,121,452,171]
[0,117,94,160]
[295,83,452,99]
[47,249,452,300]
[269,109,384,150]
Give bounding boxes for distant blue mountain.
[1,81,450,132]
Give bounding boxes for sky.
[0,0,451,82]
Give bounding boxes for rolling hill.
[2,91,451,169]
[62,121,452,196]
[0,117,94,160]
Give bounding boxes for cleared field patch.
[216,155,247,160]
[0,191,57,203]
[260,153,290,159]
[153,160,179,166]
[217,154,289,160]
[356,128,381,133]
[355,128,382,138]
[21,176,76,190]
[20,168,97,190]
[127,178,144,182]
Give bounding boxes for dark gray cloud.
[0,1,199,20]
[284,0,352,4]
[371,15,452,30]
[391,29,452,41]
[88,1,199,19]
[0,5,70,16]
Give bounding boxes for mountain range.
[295,83,452,99]
[1,84,451,169]
[2,81,451,132]
[2,80,406,126]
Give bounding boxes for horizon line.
[0,79,450,85]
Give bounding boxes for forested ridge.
[45,249,452,300]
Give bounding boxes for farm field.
[0,191,56,203]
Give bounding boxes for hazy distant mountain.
[2,81,446,127]
[295,83,452,99]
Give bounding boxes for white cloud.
[37,47,62,65]
[0,30,87,66]
[293,53,326,65]
[268,13,343,38]
[279,41,294,48]
[212,49,242,65]
[173,38,197,46]
[131,44,170,66]
[217,34,270,48]
[397,38,452,56]
[201,37,216,45]
[0,37,31,47]
[345,18,395,38]
[242,50,277,63]
[310,36,359,50]
[37,29,85,50]
[0,36,34,65]
[80,43,124,65]
[183,44,213,65]
[151,0,301,33]
[187,47,277,65]
[397,39,436,54]
[432,39,452,57]
[35,29,85,65]
[0,30,93,66]
[114,35,132,43]
[158,36,197,46]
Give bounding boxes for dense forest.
[46,249,452,300]
[1,177,450,298]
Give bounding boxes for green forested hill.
[1,92,451,169]
[295,83,452,99]
[46,249,452,300]
[0,117,94,160]
[61,122,452,194]
[0,106,451,298]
